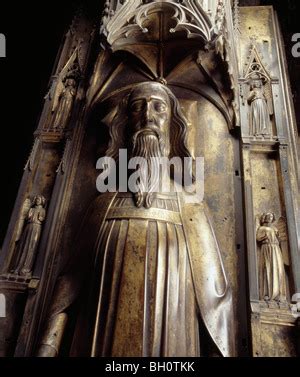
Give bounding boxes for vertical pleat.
[101,220,129,355]
[111,219,148,356]
[91,220,116,356]
[142,221,151,356]
[174,224,188,356]
[163,223,179,356]
[176,225,200,355]
[151,222,167,356]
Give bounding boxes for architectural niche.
[0,0,299,358]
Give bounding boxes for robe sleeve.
[256,227,266,242]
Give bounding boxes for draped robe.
[49,191,235,357]
[257,225,287,301]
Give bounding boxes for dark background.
[0,0,299,246]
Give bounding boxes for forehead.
[129,83,170,103]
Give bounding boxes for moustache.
[132,127,163,144]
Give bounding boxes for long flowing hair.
[105,83,194,185]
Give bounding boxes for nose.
[145,102,154,123]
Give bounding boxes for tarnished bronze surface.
[0,1,299,358]
[239,6,300,356]
[256,213,288,303]
[11,196,46,277]
[37,313,68,357]
[38,82,235,357]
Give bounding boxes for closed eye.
[130,101,145,113]
[154,101,167,113]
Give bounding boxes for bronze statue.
[247,77,271,137]
[50,60,80,130]
[13,196,46,277]
[1,1,299,359]
[52,77,77,130]
[38,82,235,357]
[14,198,32,245]
[256,213,287,303]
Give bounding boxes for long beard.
[131,131,166,208]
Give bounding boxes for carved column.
[238,5,300,357]
[0,8,96,357]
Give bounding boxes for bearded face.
[105,81,192,208]
[128,83,171,208]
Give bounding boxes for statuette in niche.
[12,195,46,277]
[247,75,272,137]
[256,212,288,303]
